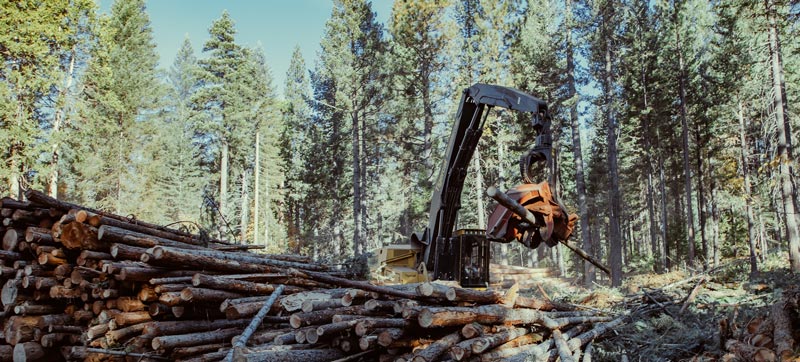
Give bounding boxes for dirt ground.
[522,256,800,361]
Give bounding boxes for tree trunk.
[254,132,260,246]
[220,140,229,238]
[675,3,696,267]
[765,0,800,272]
[695,127,708,269]
[658,149,670,270]
[352,110,362,257]
[603,3,623,287]
[498,132,509,266]
[738,101,759,276]
[49,47,76,198]
[474,146,485,229]
[240,171,248,243]
[647,172,661,272]
[264,170,270,248]
[564,0,595,287]
[360,114,368,254]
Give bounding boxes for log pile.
[0,191,629,362]
[720,286,799,362]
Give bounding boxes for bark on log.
[290,306,381,329]
[0,250,22,261]
[143,319,250,337]
[461,323,492,339]
[118,267,198,282]
[172,343,227,359]
[192,274,302,295]
[98,225,203,250]
[409,331,461,362]
[225,284,285,362]
[106,321,149,345]
[445,287,503,304]
[155,246,326,271]
[552,329,575,362]
[180,288,244,303]
[13,341,57,362]
[144,247,271,274]
[113,311,151,327]
[771,294,796,360]
[471,327,529,354]
[301,299,344,313]
[151,327,242,351]
[416,283,450,299]
[354,318,410,337]
[58,222,105,251]
[288,269,418,300]
[417,304,554,328]
[3,229,23,251]
[233,348,345,362]
[24,228,53,244]
[109,243,147,261]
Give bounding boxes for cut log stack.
[720,286,799,362]
[0,191,629,362]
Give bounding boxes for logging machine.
[377,83,609,287]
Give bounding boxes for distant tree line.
[1,0,798,284]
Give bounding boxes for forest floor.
[524,256,800,361]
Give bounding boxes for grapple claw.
[486,182,576,247]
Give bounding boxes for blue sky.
[100,1,394,96]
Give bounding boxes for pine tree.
[318,0,386,257]
[143,38,205,224]
[68,0,161,215]
[387,0,455,239]
[281,46,313,252]
[0,0,93,197]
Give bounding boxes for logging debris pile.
[0,190,648,362]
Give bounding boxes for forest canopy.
[1,0,799,286]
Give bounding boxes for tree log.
[355,318,410,337]
[180,288,243,303]
[13,341,58,362]
[192,273,302,295]
[98,225,203,250]
[771,293,796,360]
[172,343,228,359]
[58,222,105,251]
[288,269,419,300]
[472,327,529,353]
[409,331,461,362]
[143,246,271,274]
[418,304,554,328]
[152,327,242,351]
[109,243,147,261]
[290,306,382,329]
[3,229,23,251]
[143,319,250,337]
[445,287,503,304]
[233,348,344,362]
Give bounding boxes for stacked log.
[0,192,327,362]
[1,191,629,362]
[720,286,799,362]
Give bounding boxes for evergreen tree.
[0,0,93,198]
[387,0,455,239]
[281,47,313,252]
[67,0,161,215]
[142,38,205,224]
[318,0,386,257]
